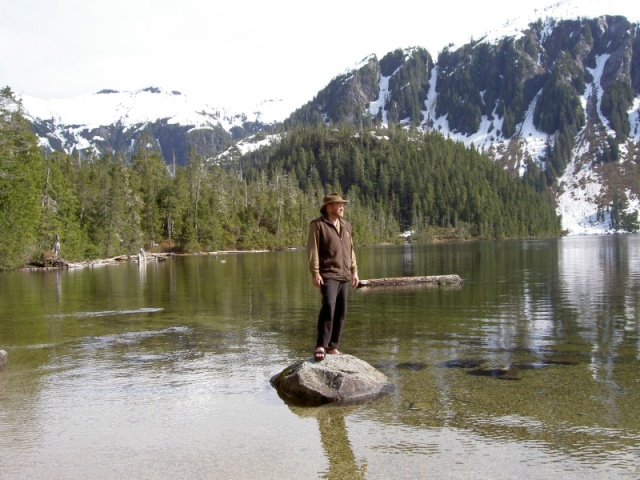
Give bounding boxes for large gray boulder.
[271,354,391,406]
[0,350,7,371]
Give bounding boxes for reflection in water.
[558,236,640,428]
[44,307,164,319]
[137,257,147,286]
[316,408,366,480]
[291,406,366,480]
[402,242,414,277]
[1,240,639,478]
[54,270,62,304]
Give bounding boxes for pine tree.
[0,87,44,268]
[37,152,87,260]
[132,139,170,246]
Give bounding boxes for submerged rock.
[0,350,7,371]
[467,365,522,380]
[271,354,391,406]
[512,358,580,369]
[396,362,425,371]
[437,358,485,369]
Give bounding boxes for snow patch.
[474,0,640,50]
[20,87,293,131]
[587,54,614,135]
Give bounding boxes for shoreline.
[18,249,274,271]
[16,231,575,272]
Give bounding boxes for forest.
[0,88,561,270]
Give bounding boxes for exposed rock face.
[0,350,7,371]
[316,56,382,126]
[270,354,391,406]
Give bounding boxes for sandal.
[327,348,341,355]
[314,347,326,360]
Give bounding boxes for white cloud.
[1,0,599,109]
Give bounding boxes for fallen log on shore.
[21,249,272,271]
[357,275,463,288]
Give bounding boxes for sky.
[0,0,635,110]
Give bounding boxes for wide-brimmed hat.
[320,192,349,214]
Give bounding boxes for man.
[307,192,359,360]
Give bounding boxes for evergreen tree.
[1,112,568,268]
[132,139,170,246]
[37,151,87,260]
[0,87,44,268]
[601,79,634,141]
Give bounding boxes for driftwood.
[22,249,271,270]
[357,275,463,288]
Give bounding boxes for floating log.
[357,275,463,288]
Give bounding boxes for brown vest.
[310,216,353,281]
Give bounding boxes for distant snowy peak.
[472,0,640,48]
[20,86,293,130]
[23,87,209,128]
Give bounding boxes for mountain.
[17,1,640,236]
[285,7,640,235]
[21,87,293,166]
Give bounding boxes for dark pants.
[316,278,350,349]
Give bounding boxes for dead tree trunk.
[52,233,60,257]
[357,275,463,288]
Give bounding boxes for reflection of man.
[307,193,359,360]
[316,407,366,479]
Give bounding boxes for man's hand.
[312,274,324,288]
[351,273,360,288]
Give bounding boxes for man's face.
[327,202,345,218]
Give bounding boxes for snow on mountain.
[474,0,640,48]
[15,2,639,236]
[557,68,640,236]
[420,71,636,237]
[20,87,296,131]
[411,3,640,236]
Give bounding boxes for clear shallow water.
[1,236,639,479]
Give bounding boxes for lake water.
[1,236,639,479]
